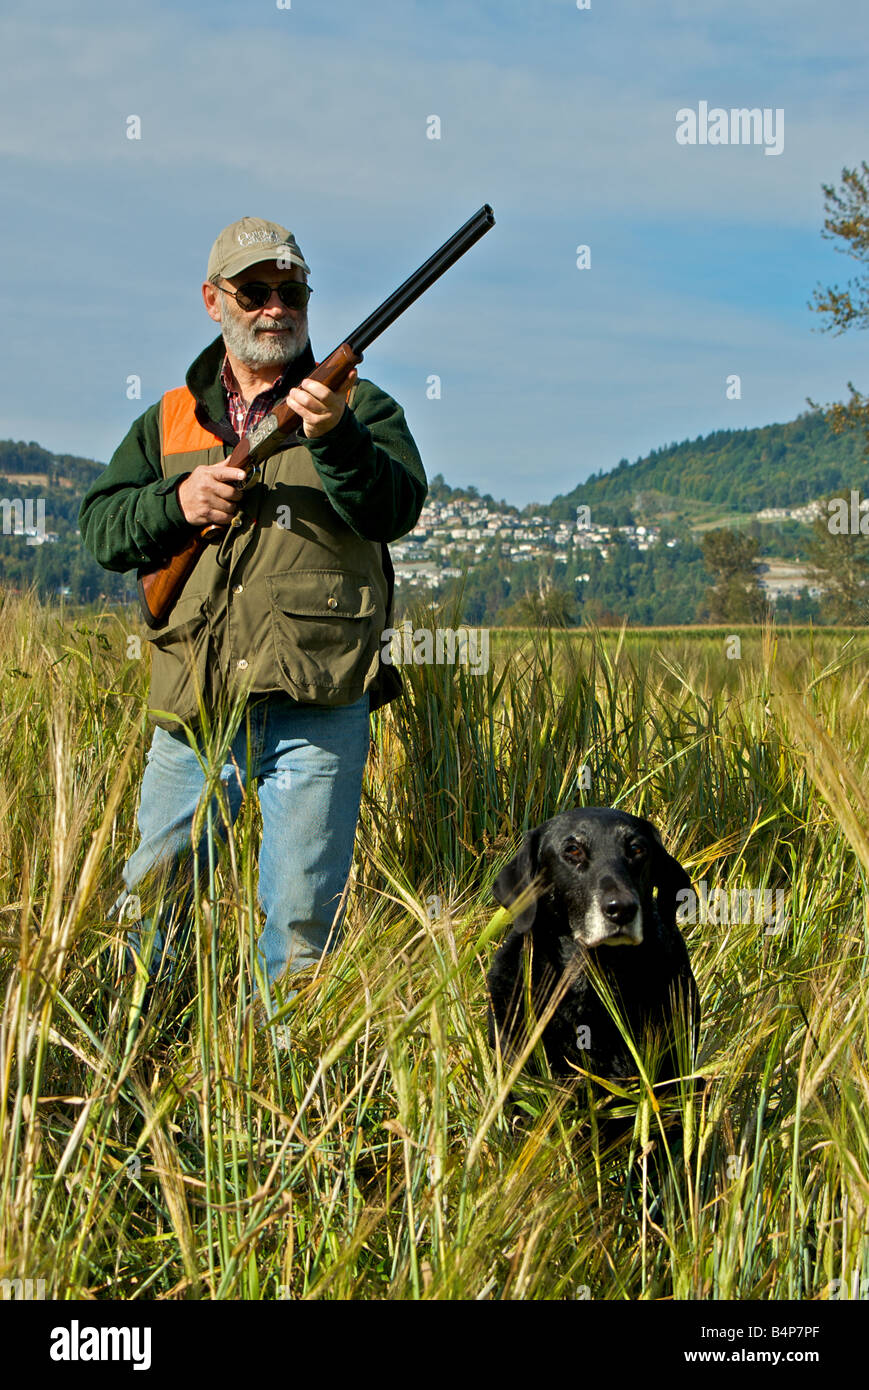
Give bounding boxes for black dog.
[487,808,700,1106]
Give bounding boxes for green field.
[1,590,868,1300]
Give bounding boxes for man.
[79,216,426,1006]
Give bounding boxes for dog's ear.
[636,818,693,925]
[492,826,544,933]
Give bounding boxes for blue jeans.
[110,692,371,997]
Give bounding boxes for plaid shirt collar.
[220,356,294,440]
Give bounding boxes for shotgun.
[137,203,496,627]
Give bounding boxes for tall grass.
[0,585,867,1299]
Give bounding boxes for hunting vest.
[146,385,400,731]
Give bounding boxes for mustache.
[252,318,296,332]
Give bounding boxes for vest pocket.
[267,568,381,702]
[146,593,212,727]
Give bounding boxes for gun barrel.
[346,204,495,355]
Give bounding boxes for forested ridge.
[544,411,866,520]
[0,408,865,619]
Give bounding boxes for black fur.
[486,808,700,1092]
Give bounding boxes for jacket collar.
[185,335,317,444]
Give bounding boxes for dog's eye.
[625,840,647,859]
[562,838,589,866]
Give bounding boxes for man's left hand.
[287,371,357,438]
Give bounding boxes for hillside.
[0,439,132,602]
[543,411,867,523]
[0,408,865,618]
[0,439,104,495]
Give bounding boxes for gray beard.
[218,293,308,367]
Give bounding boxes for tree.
[807,495,869,622]
[501,580,575,628]
[809,161,869,442]
[700,529,767,623]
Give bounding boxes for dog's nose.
[602,895,639,927]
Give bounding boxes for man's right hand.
[176,464,248,526]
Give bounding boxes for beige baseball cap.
[207,217,310,281]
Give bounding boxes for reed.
[0,585,866,1300]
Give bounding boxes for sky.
[0,0,866,507]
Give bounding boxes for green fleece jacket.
[78,336,427,572]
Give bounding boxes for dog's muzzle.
[576,897,643,947]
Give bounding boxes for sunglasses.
[217,280,312,312]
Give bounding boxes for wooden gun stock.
[137,204,495,627]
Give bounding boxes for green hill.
[0,439,132,602]
[2,408,866,612]
[0,439,104,494]
[544,411,868,522]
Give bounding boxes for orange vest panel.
[161,387,220,457]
